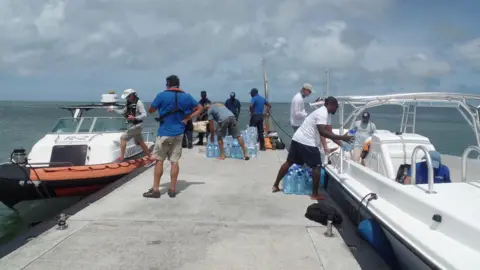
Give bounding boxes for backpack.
[273,138,286,149]
[305,202,343,226]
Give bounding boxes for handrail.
[461,146,480,182]
[411,145,435,194]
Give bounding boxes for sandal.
[167,189,176,198]
[143,188,160,198]
[272,186,281,193]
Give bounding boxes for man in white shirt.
[272,97,354,200]
[290,83,314,132]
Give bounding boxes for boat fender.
[357,219,400,270]
[305,202,343,226]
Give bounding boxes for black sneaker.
[167,189,176,198]
[195,141,203,146]
[143,188,160,198]
[188,144,193,149]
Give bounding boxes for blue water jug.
[213,144,220,157]
[283,172,293,194]
[206,144,214,158]
[342,129,356,151]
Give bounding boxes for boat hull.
[0,157,150,209]
[324,170,434,270]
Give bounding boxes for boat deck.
[0,148,388,270]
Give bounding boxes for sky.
[1,0,480,102]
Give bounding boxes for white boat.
[310,92,480,270]
[0,92,154,209]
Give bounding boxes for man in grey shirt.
[206,103,250,160]
[109,88,152,163]
[351,111,376,163]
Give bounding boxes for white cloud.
[399,53,451,78]
[453,38,480,68]
[0,0,474,101]
[362,41,451,78]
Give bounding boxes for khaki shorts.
[121,125,144,144]
[153,135,183,162]
[216,116,240,139]
[351,146,363,163]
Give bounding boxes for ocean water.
[0,100,476,243]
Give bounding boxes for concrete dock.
[0,148,388,270]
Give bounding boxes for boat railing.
[141,131,155,143]
[461,146,480,182]
[411,145,436,194]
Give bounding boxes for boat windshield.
[51,117,128,133]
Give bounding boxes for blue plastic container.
[358,219,399,270]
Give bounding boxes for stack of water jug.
[282,164,325,195]
[205,127,260,159]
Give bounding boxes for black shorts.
[287,140,322,168]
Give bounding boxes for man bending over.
[272,96,354,200]
[206,103,250,160]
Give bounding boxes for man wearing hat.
[249,88,271,151]
[404,150,451,184]
[225,92,241,120]
[109,88,152,163]
[290,83,314,132]
[351,111,377,163]
[195,90,211,145]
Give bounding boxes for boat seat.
[395,164,411,184]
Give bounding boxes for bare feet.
[272,186,281,193]
[217,155,226,160]
[310,195,325,200]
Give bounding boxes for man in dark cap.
[196,90,211,145]
[249,88,271,151]
[351,111,376,163]
[225,92,241,120]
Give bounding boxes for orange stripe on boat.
[29,157,150,181]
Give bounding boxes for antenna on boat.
[262,57,274,133]
[323,68,330,98]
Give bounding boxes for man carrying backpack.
[144,75,203,199]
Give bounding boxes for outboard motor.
[11,148,27,165]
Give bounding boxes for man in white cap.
[290,83,314,132]
[108,88,152,163]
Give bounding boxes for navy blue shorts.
[287,140,322,168]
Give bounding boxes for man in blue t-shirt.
[249,88,271,151]
[143,75,202,199]
[404,150,451,185]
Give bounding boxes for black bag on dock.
[305,202,343,226]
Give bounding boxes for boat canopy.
[310,92,480,147]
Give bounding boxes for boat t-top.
[310,92,480,270]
